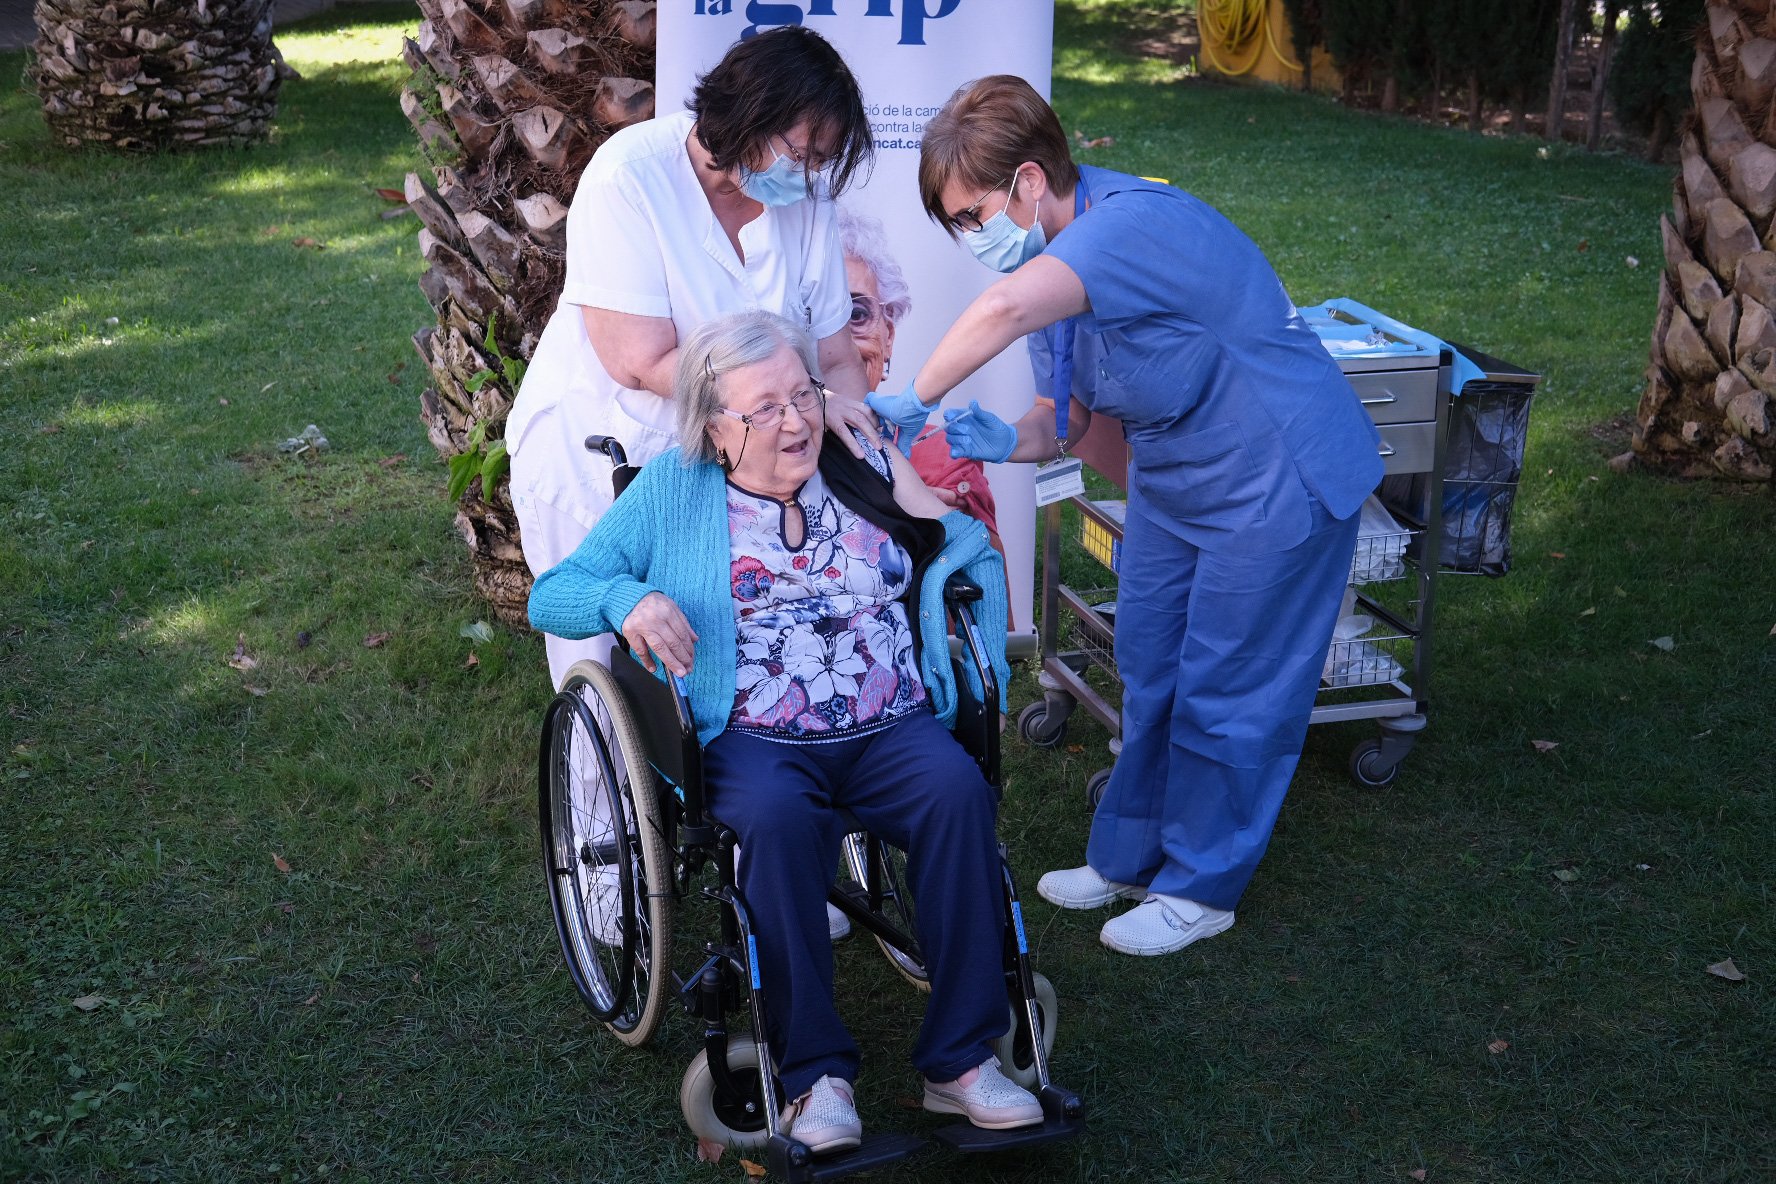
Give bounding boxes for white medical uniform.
[509,109,852,687]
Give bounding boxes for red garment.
[909,426,1000,538]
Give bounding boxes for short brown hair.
[919,75,1078,239]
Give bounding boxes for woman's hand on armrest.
[622,591,698,677]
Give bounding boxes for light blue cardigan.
[528,447,1011,747]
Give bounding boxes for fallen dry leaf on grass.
[292,236,324,249]
[1531,739,1558,752]
[373,187,405,202]
[1649,636,1676,652]
[1707,958,1745,982]
[303,992,320,1005]
[1578,607,1596,617]
[72,994,107,1011]
[1409,1171,1427,1182]
[1547,551,1566,559]
[273,853,292,873]
[1487,1039,1510,1054]
[228,634,259,672]
[739,1160,767,1179]
[464,652,480,669]
[244,685,269,697]
[1552,867,1579,883]
[695,1138,724,1164]
[362,632,391,649]
[378,454,406,469]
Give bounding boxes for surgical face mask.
[966,175,1046,273]
[739,151,814,207]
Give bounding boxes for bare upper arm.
[580,305,677,395]
[885,445,954,521]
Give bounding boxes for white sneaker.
[1099,894,1234,956]
[827,901,852,941]
[788,1075,862,1154]
[1036,864,1145,909]
[923,1055,1043,1130]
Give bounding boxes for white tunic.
[508,109,852,530]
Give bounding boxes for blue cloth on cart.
[1299,297,1487,394]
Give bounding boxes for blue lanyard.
[1045,174,1090,451]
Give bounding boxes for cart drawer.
[1377,420,1436,475]
[1348,368,1439,425]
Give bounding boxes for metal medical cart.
[1018,304,1530,795]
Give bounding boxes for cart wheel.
[681,1036,774,1150]
[1348,739,1399,789]
[1084,768,1113,810]
[991,972,1059,1091]
[1018,702,1068,749]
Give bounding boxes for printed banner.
[658,1,1054,632]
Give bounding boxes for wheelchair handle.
[942,571,984,605]
[584,435,629,466]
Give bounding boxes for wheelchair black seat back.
[535,434,1083,1181]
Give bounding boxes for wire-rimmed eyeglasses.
[718,380,828,431]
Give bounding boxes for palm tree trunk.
[27,0,290,150]
[402,0,657,623]
[1633,2,1776,481]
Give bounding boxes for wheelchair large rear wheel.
[540,659,674,1048]
[840,833,929,992]
[681,1036,774,1150]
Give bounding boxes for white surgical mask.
[740,151,815,207]
[966,174,1046,273]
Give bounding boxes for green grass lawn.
[3,3,1771,1181]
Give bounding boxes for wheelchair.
[535,436,1084,1181]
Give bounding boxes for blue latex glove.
[865,380,935,457]
[942,400,1017,464]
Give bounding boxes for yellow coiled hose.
[1199,0,1304,77]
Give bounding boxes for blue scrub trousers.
[702,710,1007,1100]
[1085,483,1360,911]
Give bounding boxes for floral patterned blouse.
[725,455,927,741]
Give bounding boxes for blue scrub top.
[1031,165,1383,554]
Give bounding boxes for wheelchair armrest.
[942,570,983,607]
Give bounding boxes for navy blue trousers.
[703,710,1006,1100]
[1087,487,1360,910]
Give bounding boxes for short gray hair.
[675,310,821,465]
[837,207,912,324]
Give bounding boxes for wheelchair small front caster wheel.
[1347,739,1398,789]
[1084,768,1112,811]
[991,972,1059,1091]
[681,1037,772,1150]
[1018,702,1068,749]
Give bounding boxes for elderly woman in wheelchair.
[529,310,1081,1174]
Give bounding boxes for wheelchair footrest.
[930,1084,1086,1154]
[768,1131,929,1183]
[929,1114,1085,1154]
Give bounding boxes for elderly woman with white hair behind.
[839,207,1004,551]
[528,310,1038,1154]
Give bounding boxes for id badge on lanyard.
[1033,305,1083,506]
[1032,176,1089,509]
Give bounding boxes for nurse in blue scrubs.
[868,75,1384,957]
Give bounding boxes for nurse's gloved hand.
[942,401,1017,464]
[865,380,934,457]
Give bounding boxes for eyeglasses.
[772,132,835,175]
[719,381,827,431]
[952,175,1014,234]
[848,294,886,334]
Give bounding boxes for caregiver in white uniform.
[510,26,880,689]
